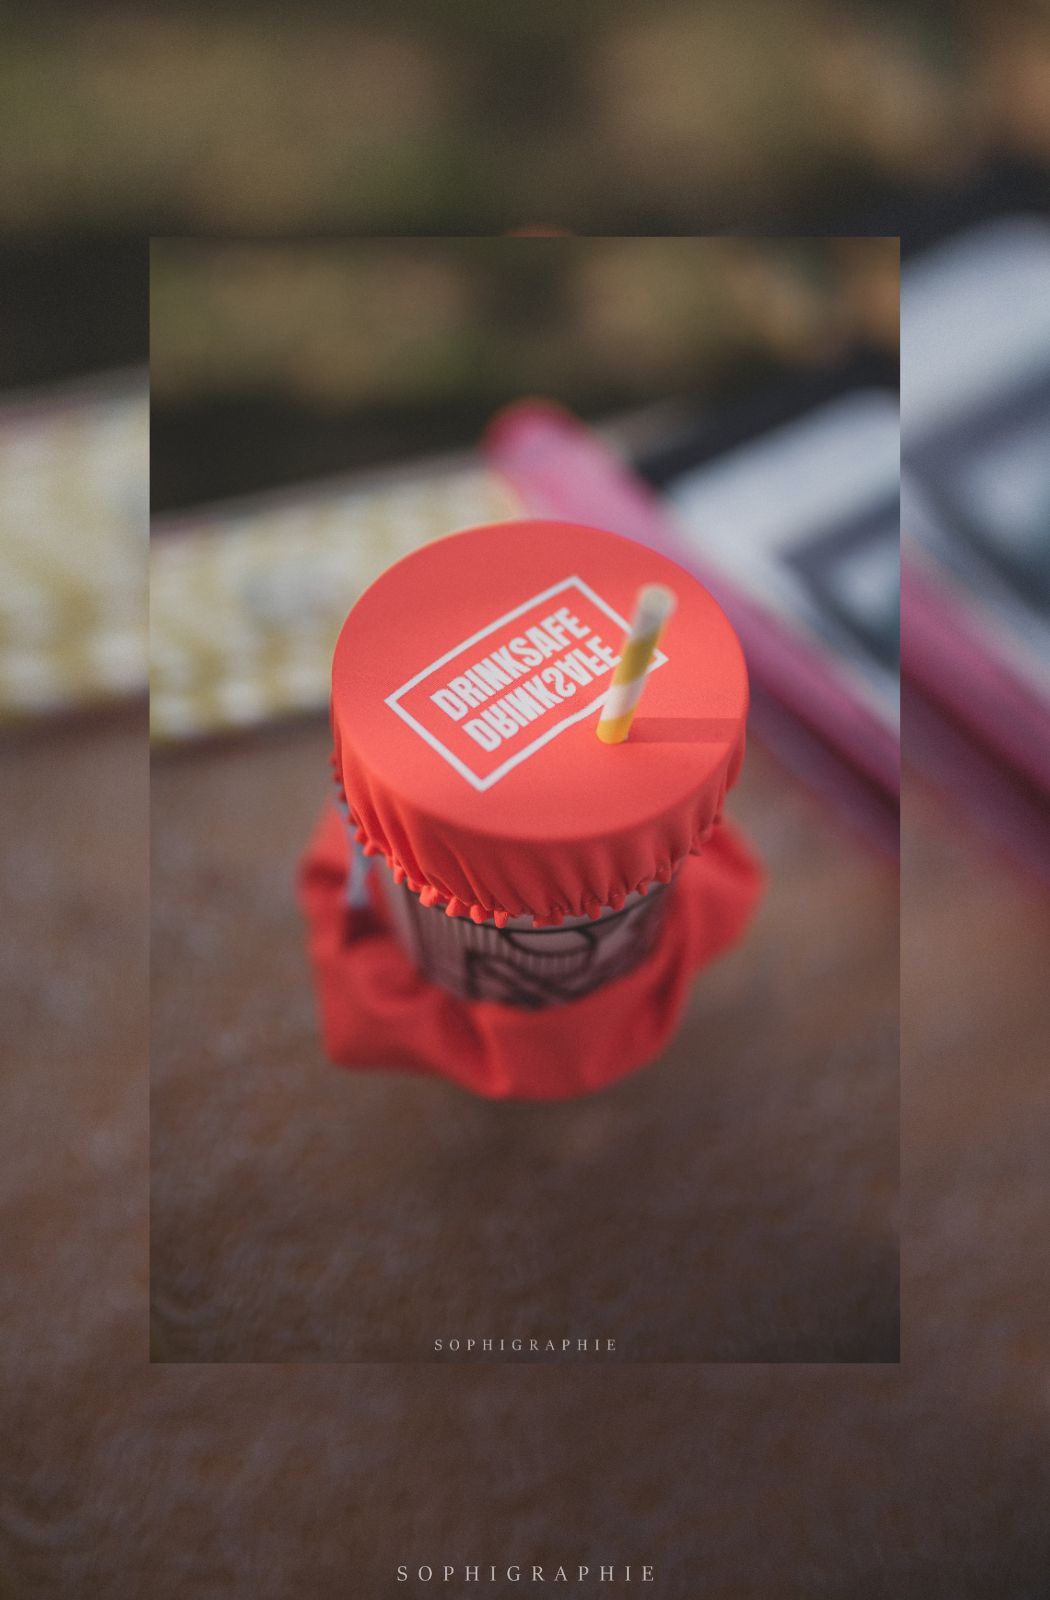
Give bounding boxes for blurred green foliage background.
[4,0,1046,506]
[150,237,898,507]
[2,1,1048,236]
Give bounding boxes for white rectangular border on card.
[385,575,668,791]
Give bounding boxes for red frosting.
[330,520,749,927]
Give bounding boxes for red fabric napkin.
[299,802,763,1101]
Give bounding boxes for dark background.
[3,0,1049,399]
[150,235,899,509]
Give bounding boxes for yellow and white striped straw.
[596,583,677,744]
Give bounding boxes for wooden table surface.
[147,716,899,1365]
[5,711,1050,1596]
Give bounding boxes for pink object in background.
[485,401,900,854]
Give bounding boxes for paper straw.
[596,583,677,744]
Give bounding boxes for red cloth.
[299,802,764,1101]
[330,519,749,927]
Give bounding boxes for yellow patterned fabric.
[0,371,148,721]
[150,459,521,743]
